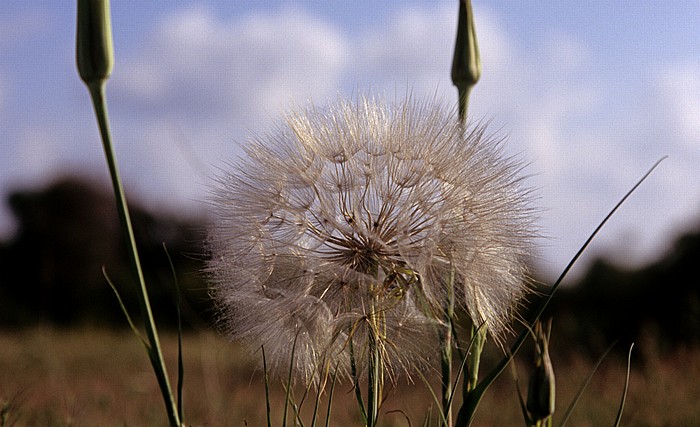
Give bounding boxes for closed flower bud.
[451,0,481,87]
[76,0,114,86]
[451,0,481,121]
[527,319,556,421]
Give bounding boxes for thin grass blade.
[416,368,449,427]
[558,341,617,426]
[162,243,185,422]
[613,344,634,427]
[103,267,148,349]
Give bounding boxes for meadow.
[2,327,699,426]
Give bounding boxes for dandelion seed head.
[207,96,536,382]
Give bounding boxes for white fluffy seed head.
[207,96,537,383]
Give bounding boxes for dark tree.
[0,176,210,328]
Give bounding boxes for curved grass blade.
[415,368,449,427]
[455,157,666,427]
[162,243,185,422]
[613,344,634,427]
[385,409,412,427]
[558,341,617,426]
[506,346,531,426]
[445,323,486,418]
[103,267,147,348]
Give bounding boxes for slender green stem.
[440,265,456,426]
[367,263,384,427]
[87,82,180,427]
[367,297,382,427]
[456,86,473,127]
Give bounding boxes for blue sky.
[1,1,699,281]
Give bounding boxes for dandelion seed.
[207,96,536,383]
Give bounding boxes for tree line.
[1,176,698,358]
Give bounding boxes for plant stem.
[87,81,181,427]
[440,265,456,426]
[367,265,384,427]
[367,301,382,427]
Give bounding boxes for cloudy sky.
[1,1,698,281]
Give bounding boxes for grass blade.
[162,243,185,422]
[613,344,634,427]
[103,267,147,348]
[415,369,449,427]
[558,341,617,426]
[445,323,486,418]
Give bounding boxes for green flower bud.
[526,320,556,422]
[451,0,481,123]
[76,0,114,87]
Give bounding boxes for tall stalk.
[76,1,181,425]
[449,1,482,424]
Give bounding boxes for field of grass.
[1,327,699,426]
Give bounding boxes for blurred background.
[0,0,698,372]
[1,1,699,424]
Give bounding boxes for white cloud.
[113,5,348,129]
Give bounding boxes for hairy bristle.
[206,95,536,383]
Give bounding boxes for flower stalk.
[76,1,181,425]
[439,265,456,426]
[449,2,483,425]
[367,277,384,427]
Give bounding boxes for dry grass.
[1,328,699,426]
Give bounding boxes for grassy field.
[1,328,699,426]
